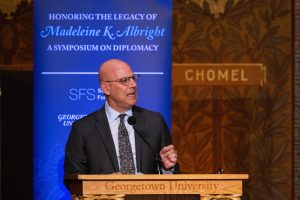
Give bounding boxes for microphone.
[216,168,224,174]
[127,115,136,126]
[127,116,164,174]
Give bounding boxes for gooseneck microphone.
[127,116,164,174]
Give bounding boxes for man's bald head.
[98,59,137,112]
[98,59,131,83]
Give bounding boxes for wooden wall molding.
[294,0,300,199]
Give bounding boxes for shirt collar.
[105,102,133,122]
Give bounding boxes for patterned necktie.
[118,114,135,174]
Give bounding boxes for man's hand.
[159,145,178,170]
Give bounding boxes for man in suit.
[64,59,178,174]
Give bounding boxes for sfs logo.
[69,88,106,101]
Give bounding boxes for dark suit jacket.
[64,105,177,174]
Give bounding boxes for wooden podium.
[65,174,249,200]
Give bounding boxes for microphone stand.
[155,154,161,175]
[128,116,162,174]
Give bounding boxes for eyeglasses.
[104,74,140,86]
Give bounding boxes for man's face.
[101,63,137,112]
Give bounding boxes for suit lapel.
[95,107,119,172]
[135,131,143,172]
[133,107,144,172]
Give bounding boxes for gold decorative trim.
[201,194,241,200]
[72,194,125,200]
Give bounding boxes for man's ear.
[100,82,110,96]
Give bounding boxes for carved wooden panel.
[172,1,292,200]
[0,0,33,70]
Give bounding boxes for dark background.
[1,71,33,199]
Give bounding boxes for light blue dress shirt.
[105,102,137,173]
[105,102,173,174]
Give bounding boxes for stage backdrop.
[34,1,172,199]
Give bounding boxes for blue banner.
[34,0,172,199]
